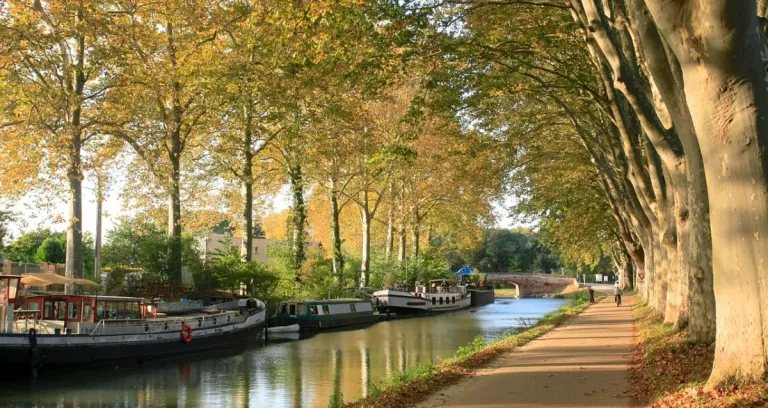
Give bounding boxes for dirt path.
[417,295,636,408]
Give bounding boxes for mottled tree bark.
[165,21,183,283]
[64,6,86,293]
[289,164,306,274]
[241,109,254,262]
[94,174,104,280]
[644,0,768,384]
[329,176,344,287]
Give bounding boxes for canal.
[0,298,567,407]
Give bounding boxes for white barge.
[373,279,471,315]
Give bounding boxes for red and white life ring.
[180,324,193,344]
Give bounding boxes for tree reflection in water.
[0,299,567,407]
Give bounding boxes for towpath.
[417,291,636,408]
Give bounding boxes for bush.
[205,249,280,301]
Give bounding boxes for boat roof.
[26,294,144,302]
[279,298,369,304]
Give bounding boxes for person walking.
[613,285,623,306]
[587,286,595,303]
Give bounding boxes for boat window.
[322,305,330,314]
[439,297,444,305]
[55,300,66,320]
[108,302,118,319]
[68,302,78,319]
[83,303,92,320]
[131,302,139,319]
[310,305,319,315]
[97,302,105,320]
[350,303,356,312]
[289,304,296,315]
[43,301,53,319]
[297,303,308,315]
[432,297,436,305]
[280,304,287,314]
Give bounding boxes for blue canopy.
[455,267,474,276]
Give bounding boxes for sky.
[5,178,527,242]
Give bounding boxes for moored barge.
[0,275,266,374]
[271,298,378,330]
[373,279,471,315]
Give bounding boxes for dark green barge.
[271,299,379,331]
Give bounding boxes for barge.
[0,275,266,375]
[271,299,378,330]
[373,279,471,315]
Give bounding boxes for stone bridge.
[482,273,579,298]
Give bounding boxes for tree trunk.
[644,0,768,384]
[166,20,183,283]
[94,175,103,280]
[167,157,182,282]
[360,212,371,288]
[624,0,715,340]
[397,221,406,264]
[65,143,83,294]
[385,204,394,261]
[241,112,254,262]
[686,165,716,342]
[242,179,253,261]
[612,248,632,289]
[289,164,306,275]
[65,6,86,294]
[411,222,420,259]
[357,188,372,288]
[329,176,344,287]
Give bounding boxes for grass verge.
[342,291,593,408]
[629,302,768,407]
[494,288,518,298]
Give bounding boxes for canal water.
[0,298,567,407]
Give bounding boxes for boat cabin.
[273,298,377,330]
[24,294,147,326]
[276,299,373,318]
[414,279,466,294]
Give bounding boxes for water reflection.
[0,298,566,407]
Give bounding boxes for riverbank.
[629,302,768,407]
[493,288,518,298]
[343,291,593,408]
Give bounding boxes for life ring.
[180,324,193,344]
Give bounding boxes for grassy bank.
[342,291,592,408]
[629,302,768,407]
[493,288,518,298]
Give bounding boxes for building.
[196,233,322,263]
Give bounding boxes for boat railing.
[78,311,240,336]
[12,310,40,334]
[89,319,105,336]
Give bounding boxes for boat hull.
[469,288,495,307]
[0,311,265,373]
[374,289,471,315]
[272,314,379,331]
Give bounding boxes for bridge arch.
[482,273,577,298]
